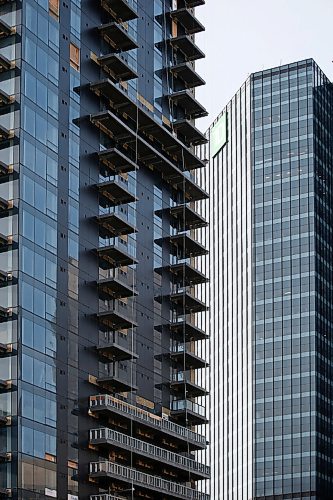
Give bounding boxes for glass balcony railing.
[89,394,206,447]
[171,399,206,417]
[90,461,210,500]
[90,427,209,477]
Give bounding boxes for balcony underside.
[97,180,137,208]
[185,0,205,6]
[0,89,13,108]
[96,213,137,238]
[90,81,206,171]
[170,379,208,398]
[169,8,205,35]
[98,53,138,82]
[169,320,208,342]
[0,125,13,142]
[97,245,138,270]
[98,147,138,175]
[166,90,207,119]
[0,162,13,181]
[0,54,12,73]
[100,0,138,22]
[97,309,137,331]
[170,349,207,370]
[167,233,208,258]
[97,375,137,393]
[173,118,207,147]
[170,62,205,89]
[169,35,205,62]
[170,291,208,313]
[169,204,208,230]
[0,380,13,394]
[0,415,10,427]
[155,262,208,286]
[171,406,208,426]
[0,19,12,38]
[0,343,13,358]
[98,277,137,300]
[99,22,138,52]
[97,342,138,362]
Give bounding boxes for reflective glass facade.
[203,59,333,500]
[0,0,209,498]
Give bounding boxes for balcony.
[0,54,13,73]
[164,232,208,259]
[97,179,137,208]
[100,0,138,22]
[97,301,137,330]
[170,289,208,314]
[0,198,13,218]
[91,496,124,500]
[97,365,137,393]
[0,89,13,108]
[97,53,138,82]
[166,90,207,119]
[173,118,207,147]
[155,261,208,286]
[171,399,207,426]
[169,35,204,62]
[169,204,208,230]
[173,174,209,202]
[170,62,205,89]
[170,370,207,398]
[90,461,210,499]
[98,277,137,300]
[97,244,137,270]
[0,19,13,39]
[89,394,207,450]
[168,317,208,342]
[0,125,13,143]
[0,306,12,322]
[98,147,138,176]
[0,162,13,180]
[99,22,138,52]
[97,336,138,362]
[170,343,207,370]
[0,379,13,393]
[96,212,137,238]
[185,0,205,6]
[0,343,13,358]
[90,428,209,479]
[169,8,205,35]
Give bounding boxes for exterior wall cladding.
[200,59,333,500]
[0,0,210,499]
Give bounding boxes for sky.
[195,0,333,132]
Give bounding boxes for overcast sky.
[195,0,333,132]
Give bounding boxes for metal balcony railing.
[90,428,209,477]
[91,496,125,500]
[89,395,206,447]
[90,461,210,500]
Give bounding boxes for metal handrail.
[90,427,209,476]
[89,394,206,446]
[90,461,210,500]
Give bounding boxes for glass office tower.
[0,0,210,498]
[202,59,333,499]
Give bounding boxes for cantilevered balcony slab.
[98,147,138,175]
[89,461,210,500]
[97,373,137,393]
[169,319,208,342]
[89,394,207,451]
[170,371,208,398]
[101,0,138,22]
[97,244,137,270]
[0,19,13,39]
[97,308,137,331]
[173,118,207,146]
[169,8,205,35]
[0,343,13,358]
[0,125,13,143]
[96,212,137,239]
[184,0,205,6]
[0,379,12,393]
[170,290,208,314]
[98,277,137,300]
[97,180,137,208]
[169,204,208,230]
[0,89,14,108]
[170,345,207,370]
[170,62,205,89]
[167,90,207,119]
[171,399,208,426]
[0,162,13,181]
[155,262,208,286]
[0,305,12,322]
[169,35,205,62]
[0,55,13,73]
[173,174,209,202]
[97,341,138,362]
[97,53,138,82]
[0,198,13,218]
[90,427,210,480]
[168,233,208,258]
[0,414,10,427]
[99,22,138,52]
